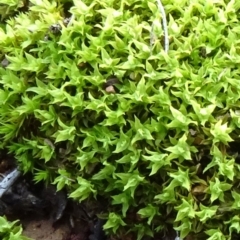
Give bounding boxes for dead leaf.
[192,184,207,195]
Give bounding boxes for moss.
[1,0,240,239]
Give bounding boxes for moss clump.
[0,216,30,240]
[1,0,240,239]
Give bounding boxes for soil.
[5,193,91,240]
[0,153,97,240]
[22,216,70,240]
[20,215,92,240]
[6,211,92,240]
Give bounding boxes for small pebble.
[1,58,9,68]
[105,85,115,93]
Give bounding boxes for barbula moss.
[1,0,240,239]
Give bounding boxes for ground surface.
[9,212,90,240]
[0,154,92,240]
[22,217,70,240]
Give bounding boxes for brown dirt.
[22,216,71,240]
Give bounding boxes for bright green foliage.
[1,0,240,239]
[0,216,31,240]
